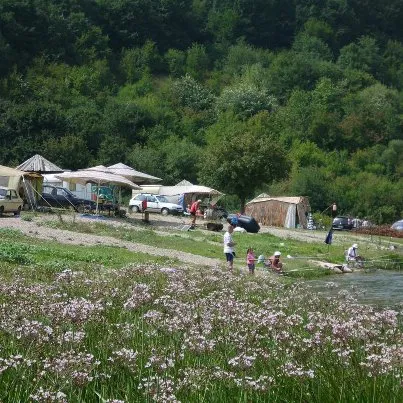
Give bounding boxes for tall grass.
[0,229,401,402]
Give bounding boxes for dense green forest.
[0,0,402,222]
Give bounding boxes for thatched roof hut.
[245,194,310,229]
[17,154,63,173]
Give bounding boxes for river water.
[308,270,403,308]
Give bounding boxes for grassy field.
[37,214,403,279]
[0,218,402,402]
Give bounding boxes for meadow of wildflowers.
[0,225,402,402]
[0,255,402,402]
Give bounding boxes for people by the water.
[269,251,283,273]
[246,247,256,275]
[223,224,236,271]
[189,199,202,227]
[347,243,364,267]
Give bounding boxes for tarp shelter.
[133,180,224,209]
[0,165,42,208]
[55,169,141,213]
[107,163,161,184]
[245,194,310,229]
[16,154,63,173]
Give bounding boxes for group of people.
[223,222,365,274]
[223,223,283,274]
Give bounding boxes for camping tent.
[245,194,310,229]
[107,163,161,184]
[0,165,41,208]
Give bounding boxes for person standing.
[223,224,236,271]
[246,247,256,275]
[189,199,202,227]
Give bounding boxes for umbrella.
[107,163,162,184]
[55,170,141,214]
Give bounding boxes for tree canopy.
[0,0,402,222]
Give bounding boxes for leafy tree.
[302,18,334,45]
[340,83,401,148]
[199,112,289,211]
[216,82,278,120]
[223,41,273,76]
[266,51,322,101]
[159,136,202,184]
[206,8,240,45]
[74,26,110,64]
[42,134,91,170]
[383,40,403,89]
[288,166,331,212]
[169,75,214,111]
[96,135,129,167]
[120,41,161,83]
[292,33,333,61]
[337,36,382,76]
[185,43,209,80]
[165,49,186,77]
[127,144,164,180]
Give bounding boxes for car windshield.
[156,196,168,202]
[61,188,75,197]
[0,189,6,197]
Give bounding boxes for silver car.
[129,194,183,215]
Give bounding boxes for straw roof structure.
[16,154,63,173]
[245,195,310,228]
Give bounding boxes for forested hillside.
[0,0,402,222]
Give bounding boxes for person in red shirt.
[189,199,202,227]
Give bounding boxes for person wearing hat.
[347,243,363,265]
[269,251,283,273]
[189,199,202,227]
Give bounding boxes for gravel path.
[1,212,397,268]
[0,215,222,267]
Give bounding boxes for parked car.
[129,194,183,215]
[227,214,260,233]
[332,216,353,230]
[41,185,96,212]
[0,186,23,216]
[391,219,403,231]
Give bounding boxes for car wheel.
[0,206,4,216]
[13,206,21,216]
[161,208,169,216]
[131,205,140,213]
[76,204,85,213]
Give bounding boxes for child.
[246,247,256,275]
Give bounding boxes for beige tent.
[245,194,310,229]
[0,165,42,208]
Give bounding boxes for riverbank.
[1,211,402,278]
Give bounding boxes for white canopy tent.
[107,163,161,184]
[55,170,141,214]
[134,180,224,208]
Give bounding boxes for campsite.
[0,209,402,402]
[1,1,403,400]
